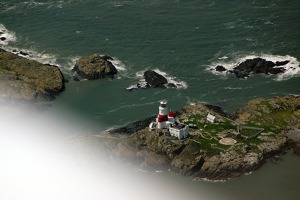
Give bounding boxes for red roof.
[168,112,176,118]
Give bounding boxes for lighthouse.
[149,100,189,140]
[157,100,168,129]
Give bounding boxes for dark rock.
[19,51,29,56]
[205,104,235,119]
[144,70,168,88]
[73,55,117,80]
[232,69,249,79]
[275,60,289,66]
[101,55,113,60]
[108,115,156,135]
[268,67,285,75]
[294,144,300,156]
[253,60,275,74]
[73,76,80,82]
[0,31,4,35]
[215,65,226,72]
[235,58,275,74]
[231,57,286,78]
[0,37,6,41]
[235,58,263,72]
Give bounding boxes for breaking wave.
[0,0,83,14]
[207,53,300,81]
[0,24,17,46]
[0,24,60,68]
[3,46,60,67]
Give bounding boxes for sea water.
[1,0,300,199]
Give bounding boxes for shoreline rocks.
[0,48,64,101]
[72,55,117,80]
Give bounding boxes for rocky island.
[214,57,293,79]
[72,54,117,81]
[85,95,300,181]
[0,48,64,101]
[127,70,182,91]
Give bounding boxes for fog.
[0,102,222,200]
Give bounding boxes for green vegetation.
[143,98,299,159]
[177,111,276,156]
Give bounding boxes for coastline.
[0,48,64,101]
[1,47,300,181]
[90,96,300,181]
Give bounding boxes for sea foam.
[3,46,59,67]
[0,24,17,46]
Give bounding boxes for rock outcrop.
[144,70,168,88]
[0,49,64,101]
[214,57,290,79]
[73,55,117,80]
[127,70,180,91]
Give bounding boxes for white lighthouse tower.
[157,100,168,129]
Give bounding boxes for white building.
[207,113,217,123]
[169,123,189,140]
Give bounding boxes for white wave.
[0,24,17,46]
[67,56,81,71]
[1,0,79,14]
[106,56,127,71]
[207,53,300,80]
[3,46,60,68]
[154,69,188,89]
[224,87,242,90]
[218,56,228,60]
[194,177,227,183]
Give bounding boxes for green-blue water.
[1,0,300,199]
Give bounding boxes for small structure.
[169,122,189,140]
[149,122,156,131]
[207,113,217,123]
[150,101,189,140]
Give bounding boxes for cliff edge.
[0,49,64,101]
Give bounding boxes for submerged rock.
[73,55,117,80]
[0,48,64,101]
